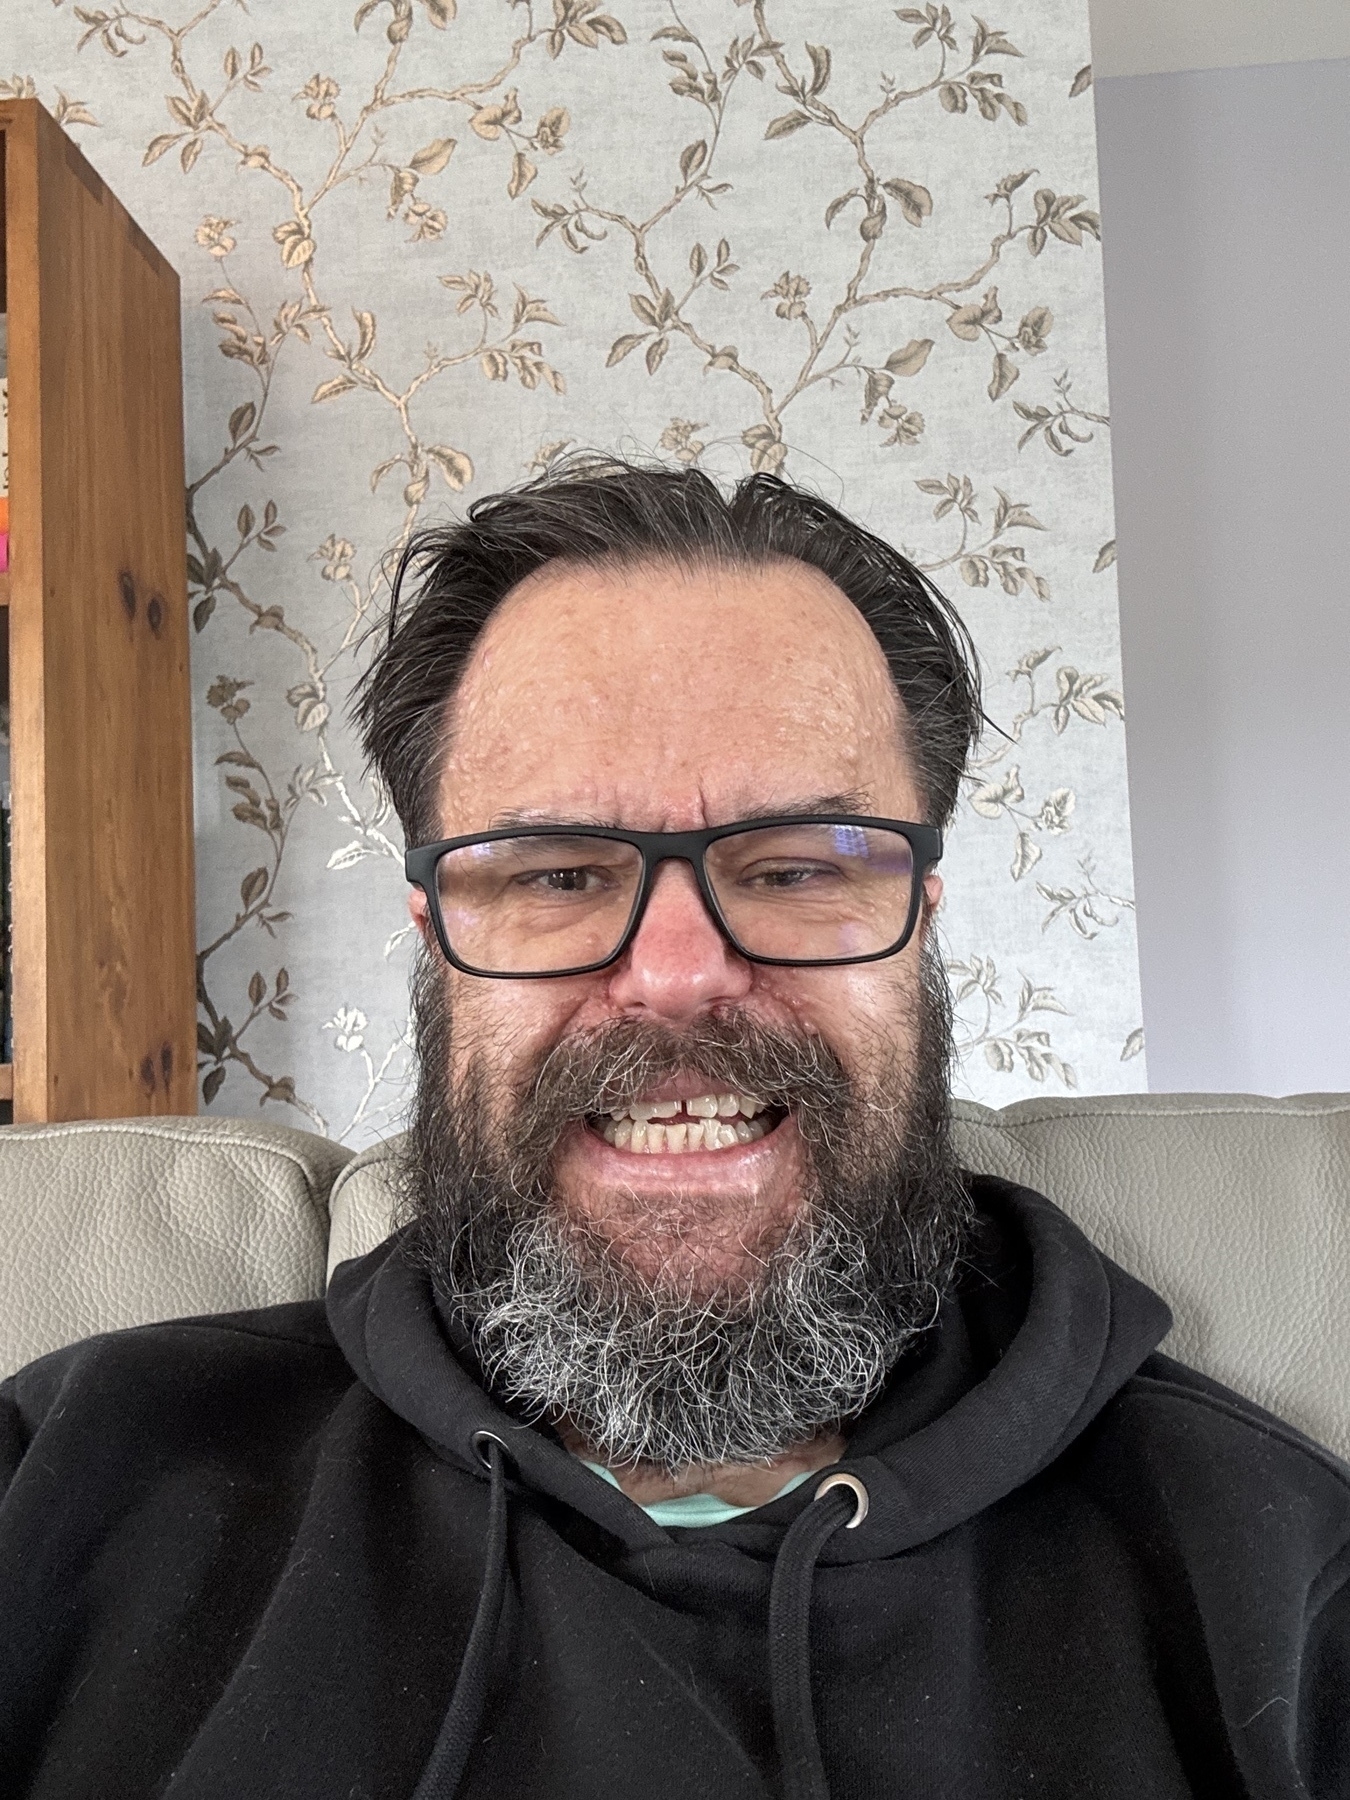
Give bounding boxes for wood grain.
[1,100,196,1121]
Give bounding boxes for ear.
[914,867,943,950]
[408,886,436,951]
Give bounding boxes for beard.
[400,941,971,1477]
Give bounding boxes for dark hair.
[352,456,982,846]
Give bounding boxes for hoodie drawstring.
[411,1434,511,1800]
[768,1472,870,1800]
[413,1449,866,1800]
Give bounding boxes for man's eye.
[520,866,603,893]
[746,863,839,890]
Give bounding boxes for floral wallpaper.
[5,0,1145,1141]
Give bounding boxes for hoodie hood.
[326,1174,1172,1563]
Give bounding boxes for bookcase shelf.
[0,100,196,1122]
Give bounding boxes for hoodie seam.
[140,1314,338,1352]
[7,1312,341,1437]
[1121,1373,1350,1493]
[608,1609,771,1791]
[1303,1533,1350,1637]
[30,1311,338,1370]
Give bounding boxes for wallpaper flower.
[5,0,1145,1140]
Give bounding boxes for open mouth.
[586,1092,787,1155]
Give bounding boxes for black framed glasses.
[405,815,943,980]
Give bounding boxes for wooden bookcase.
[0,100,196,1121]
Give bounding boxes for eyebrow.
[486,791,877,830]
[736,791,876,821]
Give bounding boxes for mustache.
[480,1009,903,1235]
[521,1010,854,1140]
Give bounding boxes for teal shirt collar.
[581,1459,813,1528]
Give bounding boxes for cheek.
[762,955,924,1073]
[445,971,592,1096]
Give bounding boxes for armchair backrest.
[947,1093,1350,1460]
[0,1116,351,1377]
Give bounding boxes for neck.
[558,1423,848,1508]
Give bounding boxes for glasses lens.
[705,823,917,963]
[435,834,644,974]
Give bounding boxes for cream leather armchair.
[2,1095,1347,1462]
[0,1117,351,1378]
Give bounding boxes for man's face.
[409,555,944,1295]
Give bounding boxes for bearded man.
[2,462,1347,1800]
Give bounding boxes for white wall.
[1095,55,1350,1093]
[1089,0,1350,78]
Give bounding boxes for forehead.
[436,556,917,831]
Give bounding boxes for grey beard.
[401,942,971,1476]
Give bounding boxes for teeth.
[611,1092,769,1123]
[598,1114,770,1154]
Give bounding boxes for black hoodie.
[2,1177,1348,1800]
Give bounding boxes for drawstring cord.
[411,1434,511,1800]
[768,1472,870,1800]
[410,1445,866,1800]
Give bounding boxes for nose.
[603,858,752,1022]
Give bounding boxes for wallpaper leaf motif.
[5,0,1146,1138]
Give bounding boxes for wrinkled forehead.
[437,555,919,829]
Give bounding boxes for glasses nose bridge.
[629,834,728,946]
[647,841,703,874]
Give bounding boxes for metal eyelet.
[470,1429,508,1471]
[813,1470,869,1528]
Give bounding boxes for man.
[2,461,1346,1800]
